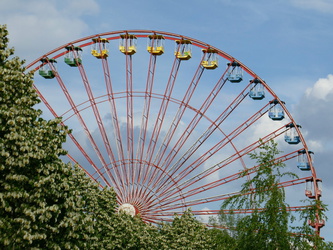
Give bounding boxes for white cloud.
[291,0,333,13]
[307,139,324,153]
[305,74,333,100]
[0,0,99,63]
[246,115,286,145]
[293,74,333,145]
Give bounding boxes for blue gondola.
[226,62,243,82]
[285,124,301,144]
[249,79,265,100]
[268,99,285,121]
[297,150,314,171]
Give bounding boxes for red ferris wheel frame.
[26,30,324,234]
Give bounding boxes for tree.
[207,213,239,249]
[216,140,328,249]
[220,140,294,249]
[238,140,293,249]
[0,23,107,249]
[159,210,215,249]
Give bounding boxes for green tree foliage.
[0,24,101,249]
[216,140,329,249]
[159,210,215,249]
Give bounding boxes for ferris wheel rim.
[26,29,322,232]
[26,29,315,175]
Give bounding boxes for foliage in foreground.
[0,23,114,248]
[214,140,330,249]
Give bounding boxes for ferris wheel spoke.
[76,59,130,199]
[135,53,157,194]
[44,61,127,195]
[33,85,115,191]
[130,54,158,201]
[151,177,307,213]
[151,55,206,169]
[153,151,301,207]
[150,81,253,192]
[168,101,270,186]
[141,57,182,189]
[124,54,134,197]
[152,93,268,195]
[151,124,288,205]
[140,58,183,192]
[178,150,301,200]
[101,58,126,165]
[125,56,134,161]
[145,57,181,162]
[148,70,230,189]
[142,40,193,188]
[184,205,313,216]
[153,191,240,212]
[76,58,122,177]
[100,58,129,202]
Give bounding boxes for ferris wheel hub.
[118,203,138,217]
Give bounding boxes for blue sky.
[1,0,333,241]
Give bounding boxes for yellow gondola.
[175,40,192,60]
[201,48,218,69]
[91,38,109,59]
[147,35,164,55]
[119,34,137,55]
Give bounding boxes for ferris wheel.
[26,30,324,233]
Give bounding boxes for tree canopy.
[215,140,330,249]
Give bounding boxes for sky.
[1,0,333,241]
